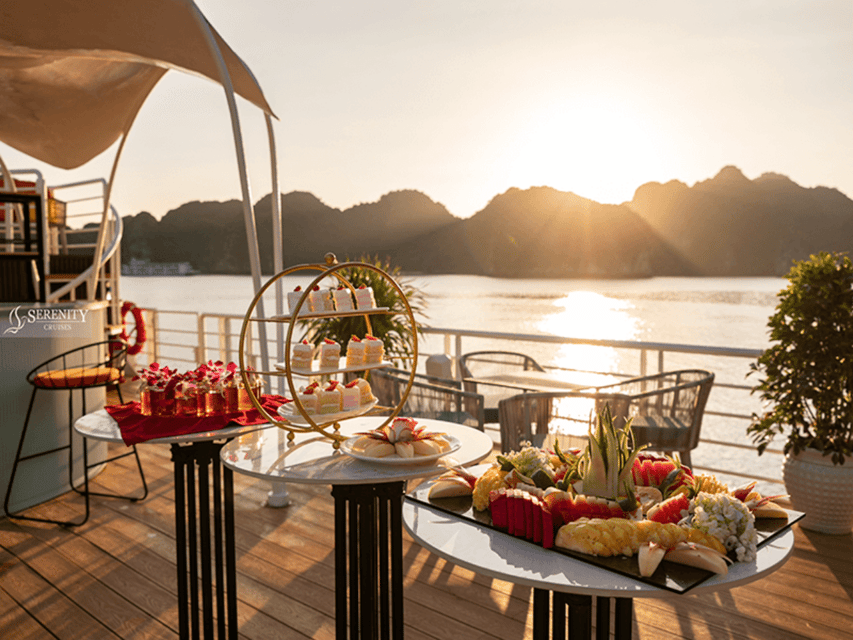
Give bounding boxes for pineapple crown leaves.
[580,404,646,504]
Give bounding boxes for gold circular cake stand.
[238,253,418,446]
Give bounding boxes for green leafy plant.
[748,252,853,465]
[300,255,427,366]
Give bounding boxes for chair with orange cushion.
[4,339,148,526]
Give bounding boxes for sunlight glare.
[539,291,639,342]
[537,291,641,436]
[502,94,670,204]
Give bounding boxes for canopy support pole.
[266,114,284,394]
[189,2,270,374]
[87,129,131,307]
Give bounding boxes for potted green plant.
[748,251,853,534]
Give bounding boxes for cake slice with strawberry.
[317,381,343,414]
[363,334,384,364]
[309,285,333,312]
[341,380,361,411]
[333,286,355,311]
[345,335,366,367]
[352,378,375,404]
[319,338,341,369]
[290,339,313,371]
[288,286,308,316]
[296,382,320,414]
[354,285,376,309]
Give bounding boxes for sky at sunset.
[1,1,851,221]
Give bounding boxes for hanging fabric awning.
[0,0,275,169]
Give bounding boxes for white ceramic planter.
[782,448,853,534]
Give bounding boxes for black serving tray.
[406,482,804,594]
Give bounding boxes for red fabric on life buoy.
[120,301,147,356]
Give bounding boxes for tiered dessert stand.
[237,253,417,443]
[235,253,425,639]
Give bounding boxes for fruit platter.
[408,406,803,593]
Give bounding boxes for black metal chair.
[458,350,547,422]
[459,350,546,384]
[371,367,486,431]
[497,369,715,462]
[4,339,148,526]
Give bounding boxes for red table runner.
[106,395,290,446]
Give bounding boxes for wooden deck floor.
[2,439,852,640]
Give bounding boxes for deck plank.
[2,440,852,640]
[0,580,59,640]
[0,544,121,640]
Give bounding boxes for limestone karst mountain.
[120,168,853,277]
[629,166,853,276]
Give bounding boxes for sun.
[500,94,672,204]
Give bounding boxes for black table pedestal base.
[172,441,238,640]
[533,590,633,640]
[332,482,405,640]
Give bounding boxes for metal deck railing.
[1,170,121,319]
[129,308,781,490]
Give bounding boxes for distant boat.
[122,258,199,276]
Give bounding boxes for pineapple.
[554,517,687,557]
[636,520,689,548]
[472,467,509,511]
[686,527,727,555]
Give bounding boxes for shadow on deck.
[1,439,851,639]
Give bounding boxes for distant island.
[119,166,853,278]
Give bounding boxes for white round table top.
[74,408,269,445]
[403,469,796,599]
[219,417,494,486]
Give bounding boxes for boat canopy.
[0,0,283,373]
[0,0,275,169]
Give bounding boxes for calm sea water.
[123,274,781,348]
[122,274,787,489]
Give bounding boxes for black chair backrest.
[459,351,546,378]
[371,367,485,431]
[496,369,715,454]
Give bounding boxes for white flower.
[688,492,757,563]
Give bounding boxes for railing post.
[109,217,120,325]
[144,309,159,364]
[218,317,227,362]
[197,314,206,364]
[454,334,463,380]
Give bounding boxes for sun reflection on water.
[537,291,641,437]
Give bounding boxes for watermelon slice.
[543,490,574,527]
[523,494,535,540]
[489,489,509,529]
[532,497,543,543]
[647,493,691,524]
[510,489,525,536]
[541,505,555,549]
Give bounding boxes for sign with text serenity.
[2,305,92,338]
